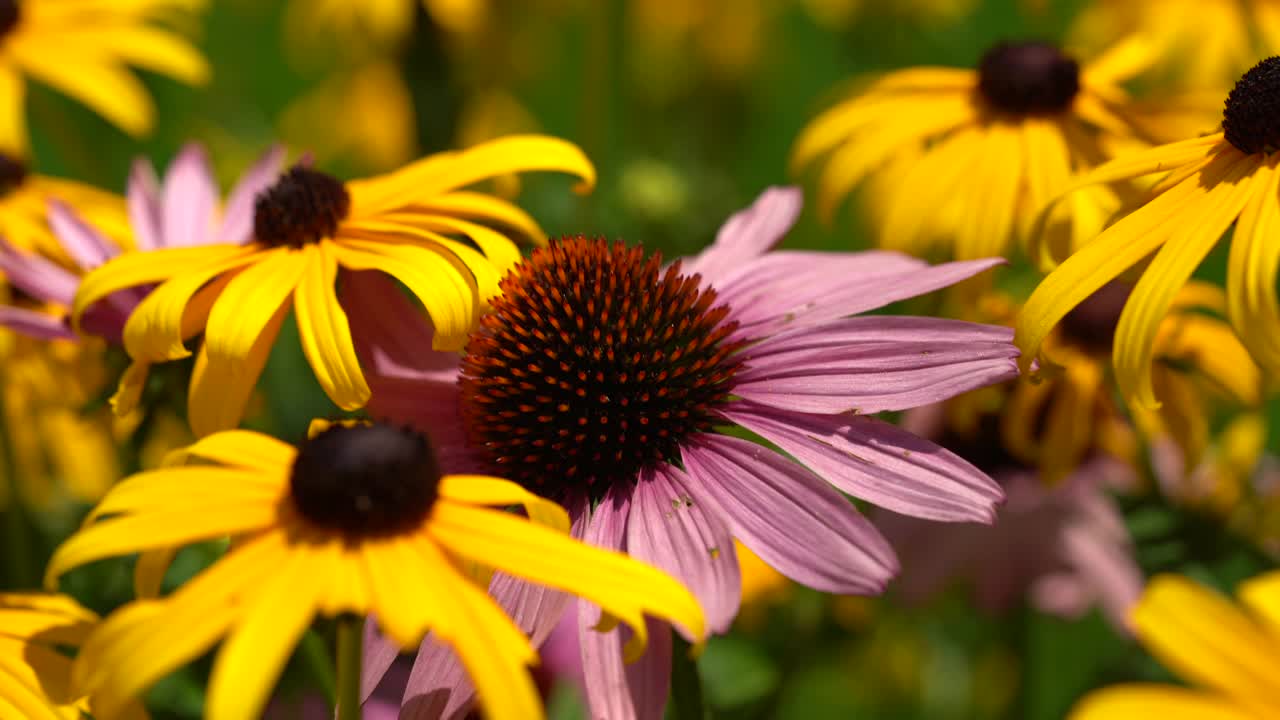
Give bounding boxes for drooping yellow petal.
[1081,35,1161,86]
[1239,571,1280,643]
[362,536,444,647]
[57,24,209,85]
[122,253,254,362]
[1114,155,1263,409]
[955,122,1022,261]
[1227,158,1280,377]
[429,500,706,654]
[203,249,304,366]
[72,244,255,331]
[877,124,986,255]
[342,220,501,308]
[1015,150,1248,371]
[0,64,27,155]
[133,547,179,599]
[1064,134,1228,190]
[162,430,296,472]
[293,244,370,410]
[1070,685,1258,720]
[411,190,548,246]
[109,359,150,417]
[206,549,317,720]
[8,46,155,136]
[331,239,476,351]
[187,303,290,438]
[438,475,571,533]
[1131,575,1280,708]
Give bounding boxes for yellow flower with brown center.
[1016,56,1280,410]
[0,0,208,153]
[1069,571,1280,719]
[0,154,125,258]
[791,39,1157,264]
[46,421,705,720]
[71,135,594,437]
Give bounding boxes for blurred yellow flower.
[792,38,1158,264]
[284,0,488,52]
[1016,58,1280,411]
[1070,571,1280,720]
[0,157,125,259]
[0,0,208,154]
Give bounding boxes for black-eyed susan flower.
[1015,57,1280,410]
[71,135,594,437]
[45,422,705,720]
[0,153,125,261]
[0,0,208,154]
[0,592,143,720]
[791,39,1157,264]
[1069,571,1280,719]
[356,187,1017,718]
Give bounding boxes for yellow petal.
[1082,35,1161,86]
[331,239,476,351]
[122,254,252,362]
[203,249,304,366]
[1070,685,1259,720]
[342,219,501,309]
[1132,574,1280,707]
[394,213,525,283]
[438,475,571,533]
[1067,134,1228,189]
[187,302,290,437]
[362,536,443,647]
[162,430,296,472]
[133,547,178,599]
[877,125,985,254]
[1239,571,1280,643]
[412,190,548,246]
[83,467,281,524]
[1114,155,1262,409]
[1227,158,1280,376]
[293,244,370,410]
[206,550,317,720]
[429,500,706,650]
[8,44,155,136]
[73,244,254,330]
[57,25,209,85]
[955,122,1022,261]
[0,63,27,155]
[109,359,150,417]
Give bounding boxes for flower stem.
[335,615,364,720]
[669,635,707,720]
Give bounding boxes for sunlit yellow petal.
[133,547,178,599]
[162,430,296,471]
[109,359,150,417]
[438,475,571,533]
[0,64,26,155]
[293,244,370,410]
[8,45,155,136]
[412,190,548,246]
[1070,685,1258,720]
[187,303,290,438]
[203,248,304,366]
[1228,158,1280,377]
[56,25,209,85]
[122,254,254,362]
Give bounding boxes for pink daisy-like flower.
[0,143,283,343]
[874,403,1143,633]
[354,187,1018,719]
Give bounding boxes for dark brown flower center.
[1224,57,1280,154]
[1058,281,1131,354]
[252,165,350,248]
[460,236,743,502]
[0,1,19,39]
[0,152,27,195]
[289,423,440,538]
[977,41,1080,116]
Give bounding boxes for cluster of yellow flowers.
[0,1,1278,719]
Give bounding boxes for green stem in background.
[299,628,337,709]
[335,615,365,720]
[670,634,708,720]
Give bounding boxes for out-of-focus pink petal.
[680,433,898,595]
[540,609,586,693]
[360,619,401,706]
[719,255,1004,340]
[0,240,78,305]
[47,200,120,270]
[733,317,1019,414]
[219,145,286,243]
[683,186,803,285]
[161,144,219,247]
[1060,520,1142,633]
[627,464,741,633]
[724,402,1004,523]
[0,306,75,340]
[127,157,162,251]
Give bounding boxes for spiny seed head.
[0,1,19,38]
[0,153,26,195]
[977,41,1080,116]
[289,423,441,538]
[1224,57,1280,154]
[460,236,744,502]
[252,165,350,248]
[1058,281,1131,353]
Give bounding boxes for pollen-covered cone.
[1070,571,1280,719]
[0,0,208,153]
[792,38,1158,266]
[45,426,704,720]
[71,135,595,437]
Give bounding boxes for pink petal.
[733,316,1020,414]
[161,144,219,247]
[0,240,78,305]
[219,145,286,244]
[683,186,803,286]
[47,200,120,270]
[680,433,898,594]
[360,620,401,705]
[578,603,672,720]
[127,157,162,251]
[342,269,459,383]
[0,306,75,340]
[719,255,1004,341]
[723,403,1003,523]
[1059,517,1142,633]
[627,464,741,633]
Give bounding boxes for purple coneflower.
[354,187,1019,719]
[0,144,283,343]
